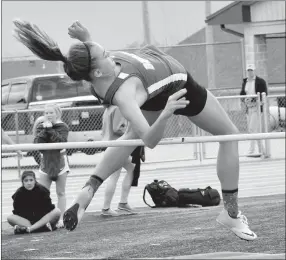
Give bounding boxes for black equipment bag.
[143,180,179,208]
[178,186,221,207]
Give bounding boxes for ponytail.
[13,19,66,63]
[13,19,92,82]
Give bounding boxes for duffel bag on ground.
[143,179,179,208]
[178,186,221,207]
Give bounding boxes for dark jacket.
[34,122,69,180]
[12,183,55,222]
[34,122,69,144]
[240,76,268,112]
[131,146,145,187]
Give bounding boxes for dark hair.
[13,19,92,81]
[21,171,36,182]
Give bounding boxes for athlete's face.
[23,176,36,190]
[88,42,116,78]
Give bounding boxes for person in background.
[7,171,61,234]
[101,105,144,216]
[1,128,23,158]
[33,104,69,228]
[240,64,268,157]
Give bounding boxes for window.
[31,77,89,102]
[7,82,27,104]
[1,84,10,105]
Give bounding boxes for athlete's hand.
[68,21,92,42]
[161,89,189,119]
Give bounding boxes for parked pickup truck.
[2,74,105,161]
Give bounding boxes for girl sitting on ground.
[7,171,61,234]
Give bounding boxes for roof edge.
[205,1,242,23]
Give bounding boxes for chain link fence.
[2,94,285,176]
[1,106,198,172]
[202,94,261,159]
[202,94,285,159]
[265,95,286,160]
[267,95,286,132]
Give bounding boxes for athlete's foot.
[63,203,80,231]
[216,209,257,241]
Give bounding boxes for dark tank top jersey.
[103,45,187,111]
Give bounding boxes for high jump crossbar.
[2,132,285,152]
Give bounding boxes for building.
[166,1,285,94]
[205,0,285,89]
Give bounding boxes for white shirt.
[245,76,256,95]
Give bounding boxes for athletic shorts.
[141,72,207,116]
[174,72,207,117]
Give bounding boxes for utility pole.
[205,1,216,89]
[142,1,151,45]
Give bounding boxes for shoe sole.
[216,218,256,241]
[63,203,79,231]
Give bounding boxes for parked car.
[1,74,105,161]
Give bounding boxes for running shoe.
[14,225,28,235]
[101,208,119,217]
[216,209,257,241]
[118,203,137,214]
[63,203,79,231]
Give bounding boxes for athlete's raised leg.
[64,110,161,231]
[188,90,257,240]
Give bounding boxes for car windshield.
[31,76,91,102]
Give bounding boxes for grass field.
[1,194,285,259]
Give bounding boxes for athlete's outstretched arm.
[113,82,189,148]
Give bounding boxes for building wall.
[166,25,285,90]
[1,59,62,81]
[251,1,285,22]
[244,19,285,86]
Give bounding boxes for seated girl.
[7,171,61,234]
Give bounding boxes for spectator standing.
[240,64,268,157]
[34,104,69,227]
[101,105,144,216]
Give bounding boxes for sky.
[1,1,232,58]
